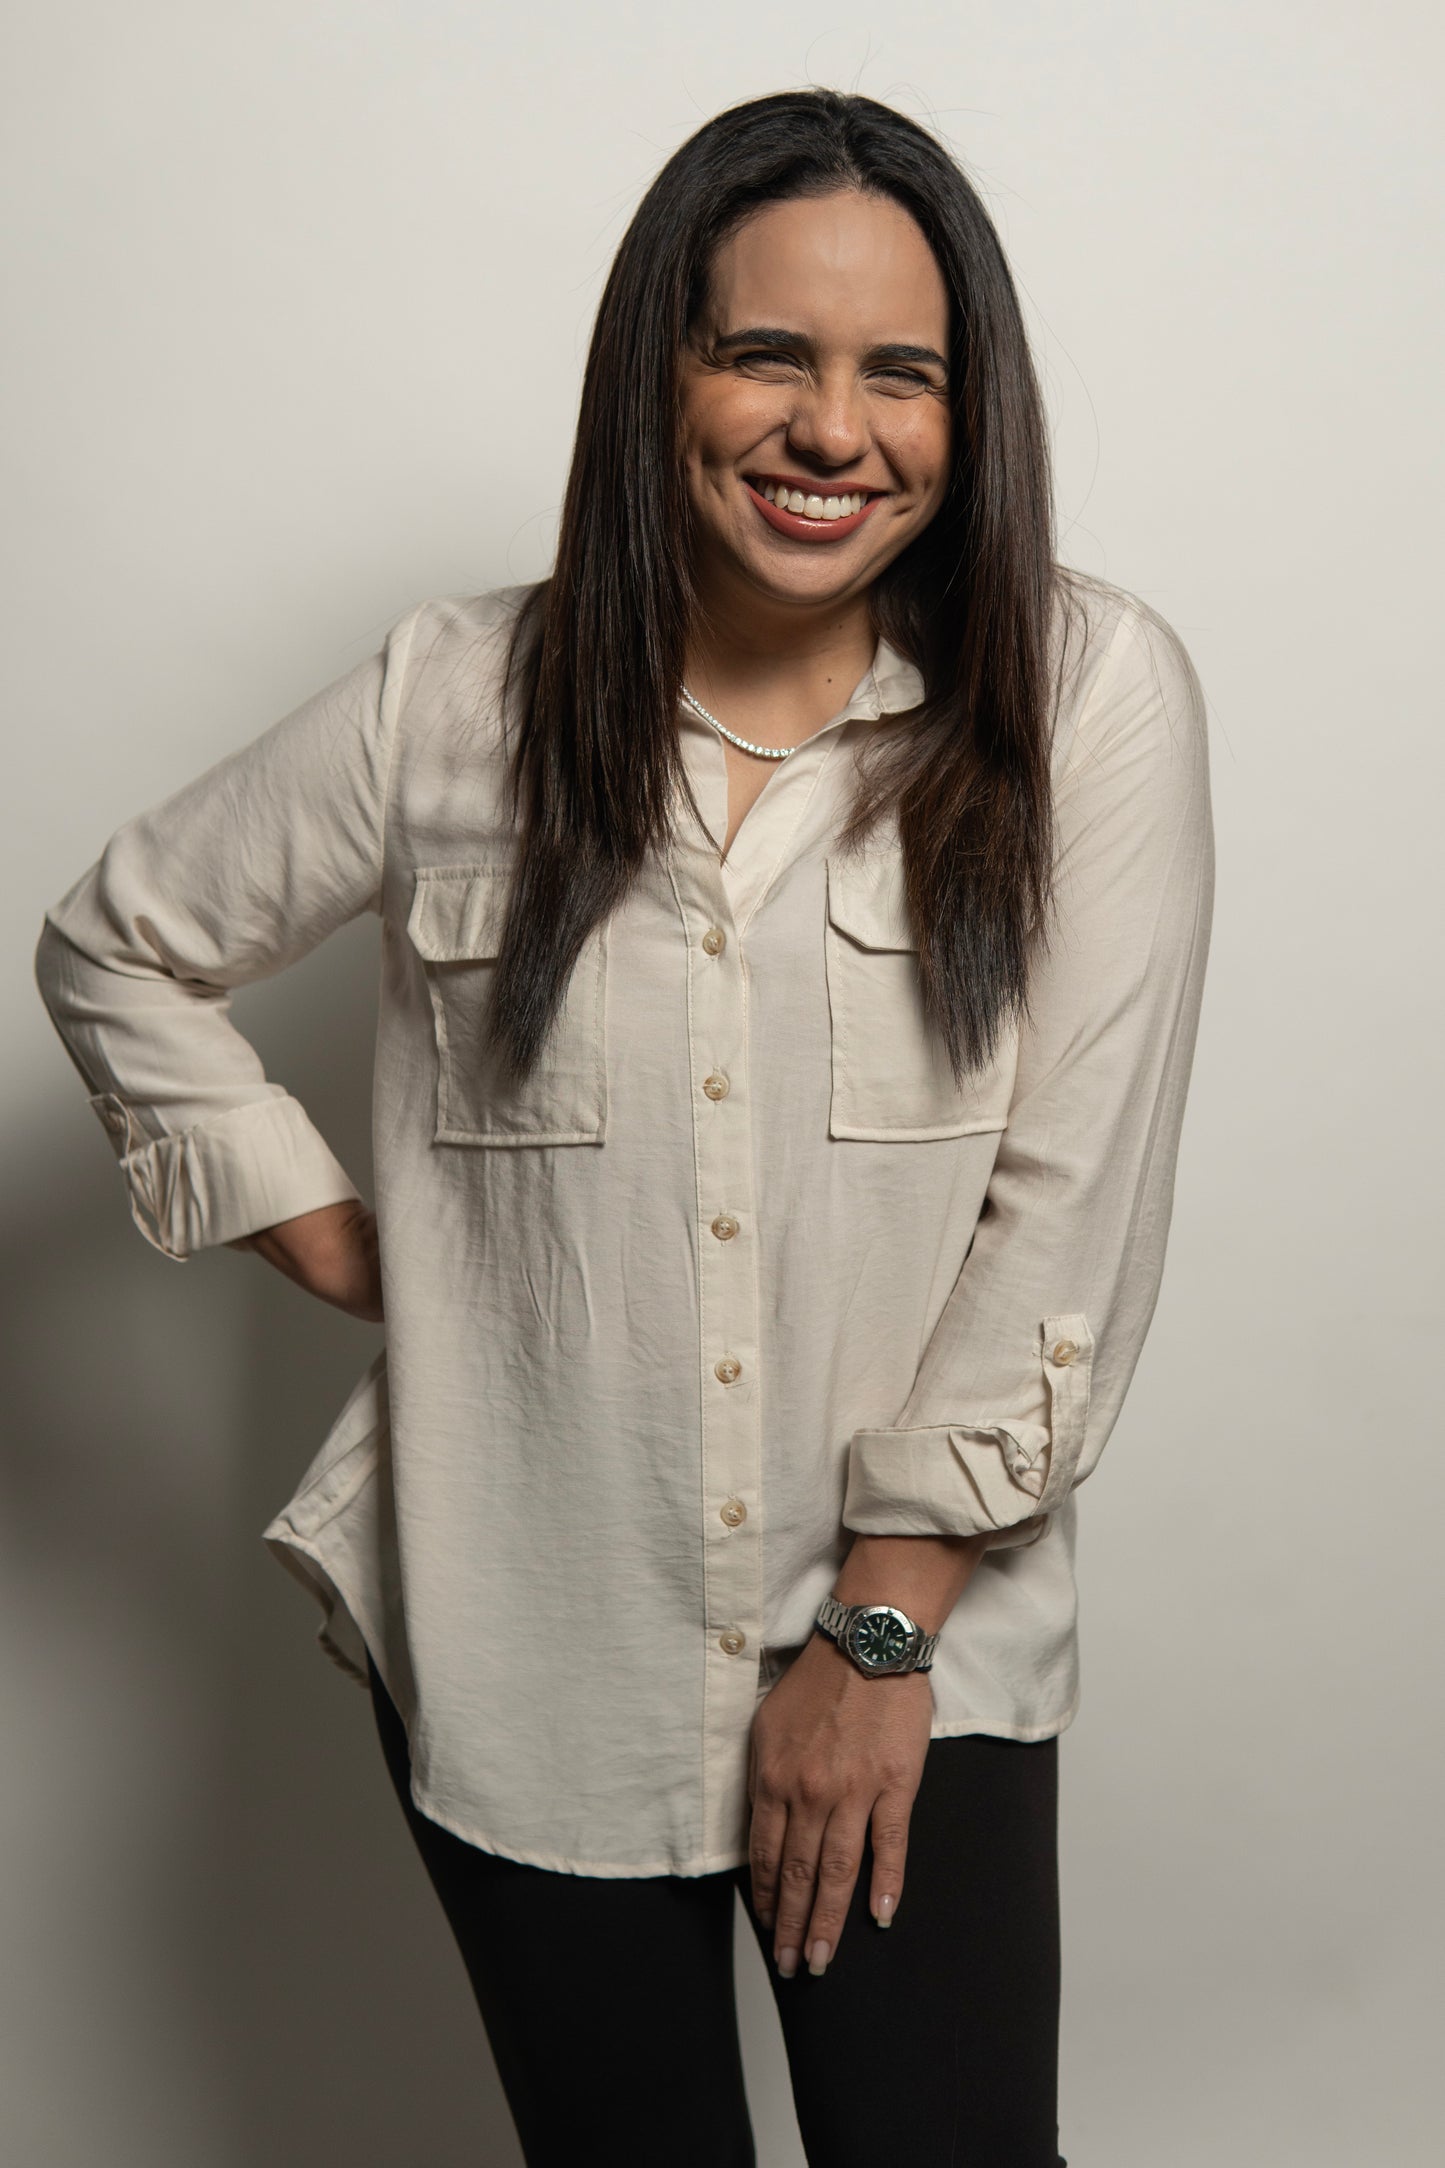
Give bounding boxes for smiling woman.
[488,96,1075,1105]
[34,83,1212,2168]
[681,192,951,569]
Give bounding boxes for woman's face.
[679,188,953,620]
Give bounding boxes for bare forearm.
[831,1529,991,1636]
[225,1199,384,1323]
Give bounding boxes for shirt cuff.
[842,1421,1050,1546]
[86,1091,364,1261]
[841,1316,1094,1548]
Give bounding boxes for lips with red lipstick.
[742,473,888,543]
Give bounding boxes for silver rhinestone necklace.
[681,683,803,761]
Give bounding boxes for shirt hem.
[928,1696,1079,1744]
[400,1774,755,1879]
[395,1699,1082,1880]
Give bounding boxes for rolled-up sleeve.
[34,605,422,1260]
[843,597,1215,1548]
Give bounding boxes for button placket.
[668,850,764,1860]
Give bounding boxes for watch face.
[846,1607,918,1674]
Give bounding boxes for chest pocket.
[823,852,1018,1141]
[405,864,608,1145]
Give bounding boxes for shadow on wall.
[6,915,522,2167]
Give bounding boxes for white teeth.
[755,482,872,520]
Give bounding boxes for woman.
[35,87,1212,2168]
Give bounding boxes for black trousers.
[366,1651,1066,2168]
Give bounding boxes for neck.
[683,573,880,732]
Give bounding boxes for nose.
[784,366,869,472]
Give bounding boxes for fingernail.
[875,1894,895,1928]
[777,1947,799,1978]
[807,1941,831,1976]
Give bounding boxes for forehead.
[704,190,948,340]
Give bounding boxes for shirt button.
[714,1355,742,1385]
[1051,1339,1080,1366]
[710,1212,740,1242]
[701,926,726,956]
[720,1498,746,1527]
[719,1629,746,1656]
[702,1072,730,1100]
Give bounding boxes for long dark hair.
[489,86,1087,1086]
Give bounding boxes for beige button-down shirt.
[34,574,1213,1877]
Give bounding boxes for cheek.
[884,410,952,499]
[683,381,784,468]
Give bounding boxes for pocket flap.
[825,853,916,951]
[406,865,511,962]
[823,847,1019,1140]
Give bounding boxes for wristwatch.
[814,1595,939,1677]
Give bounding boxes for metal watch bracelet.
[814,1594,939,1675]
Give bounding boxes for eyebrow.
[712,326,949,372]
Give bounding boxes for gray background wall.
[5,5,1440,2162]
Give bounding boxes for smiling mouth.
[743,474,885,522]
[741,474,887,542]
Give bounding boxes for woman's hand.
[747,1530,992,1977]
[746,1628,934,1979]
[225,1198,383,1322]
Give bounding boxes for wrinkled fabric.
[34,575,1213,1875]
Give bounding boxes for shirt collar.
[675,632,924,754]
[865,634,925,719]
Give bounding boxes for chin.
[743,564,863,608]
[734,527,874,577]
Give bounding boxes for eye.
[872,367,935,390]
